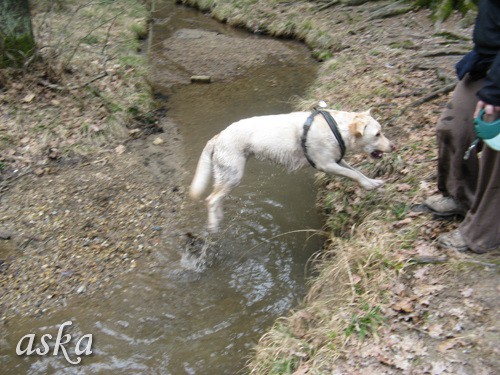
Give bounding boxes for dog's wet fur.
[190,109,394,232]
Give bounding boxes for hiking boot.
[424,195,466,217]
[438,229,468,252]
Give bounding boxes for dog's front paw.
[362,178,385,190]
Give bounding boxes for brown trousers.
[436,74,500,252]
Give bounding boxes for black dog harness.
[301,109,346,168]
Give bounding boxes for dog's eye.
[375,132,381,137]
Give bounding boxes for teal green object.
[474,109,500,151]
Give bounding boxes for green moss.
[1,33,36,68]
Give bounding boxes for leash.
[464,109,500,159]
[301,109,346,168]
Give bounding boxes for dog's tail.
[190,138,215,199]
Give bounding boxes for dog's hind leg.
[205,156,246,232]
[206,184,232,232]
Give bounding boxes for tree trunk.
[0,0,36,68]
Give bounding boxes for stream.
[1,1,322,374]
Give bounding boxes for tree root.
[316,0,378,12]
[366,0,417,21]
[421,49,469,57]
[388,82,457,125]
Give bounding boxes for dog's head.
[349,110,394,159]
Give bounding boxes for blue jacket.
[456,0,500,105]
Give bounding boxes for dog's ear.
[349,116,367,138]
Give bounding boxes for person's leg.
[435,75,483,209]
[459,145,500,253]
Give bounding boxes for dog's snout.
[390,143,396,151]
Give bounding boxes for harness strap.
[301,109,346,168]
[301,111,318,168]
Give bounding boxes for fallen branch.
[74,72,108,89]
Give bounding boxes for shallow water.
[1,2,322,374]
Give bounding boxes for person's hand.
[474,100,500,121]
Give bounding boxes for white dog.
[190,109,394,232]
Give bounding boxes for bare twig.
[77,72,108,89]
[39,71,108,91]
[63,11,124,69]
[55,0,97,51]
[100,7,119,71]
